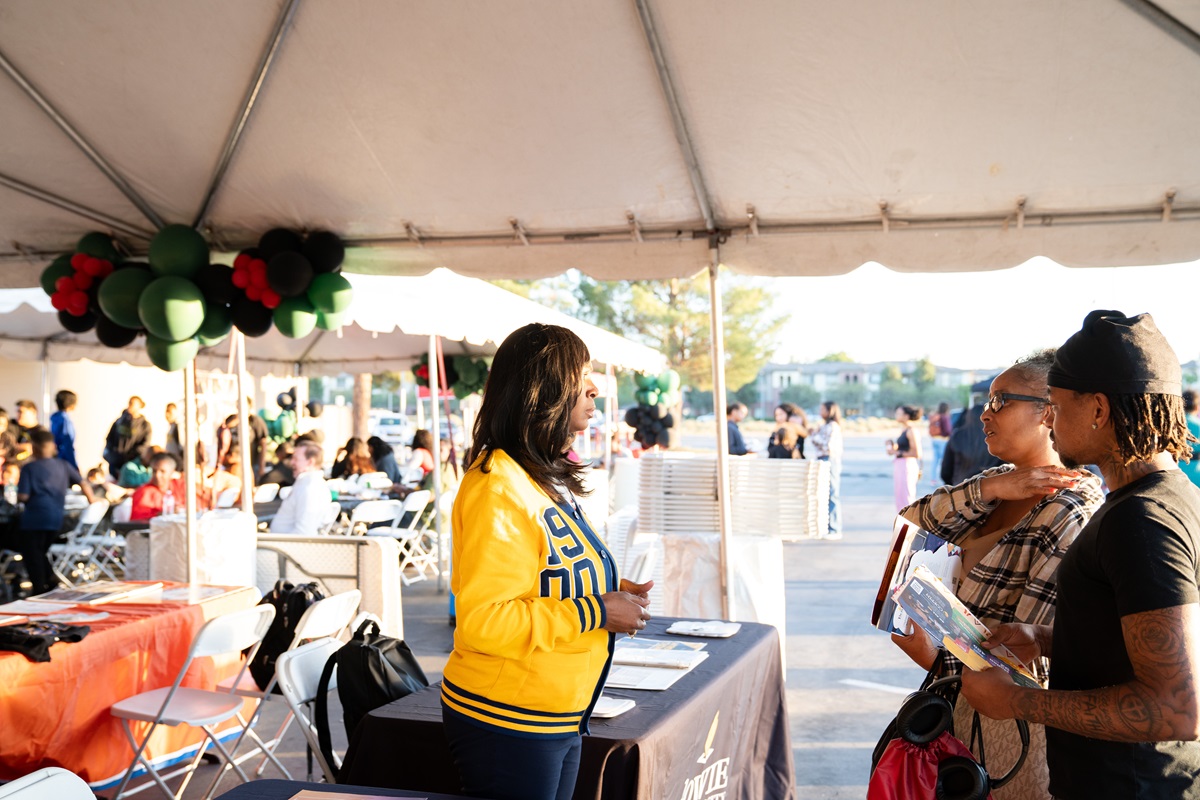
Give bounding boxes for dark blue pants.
[442,705,582,800]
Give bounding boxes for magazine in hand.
[894,564,1040,688]
[871,514,963,635]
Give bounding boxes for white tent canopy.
[0,0,1196,284]
[0,269,666,375]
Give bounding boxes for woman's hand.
[979,466,1084,502]
[891,622,938,671]
[601,579,653,635]
[884,439,897,456]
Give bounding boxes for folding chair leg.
[113,719,176,800]
[196,726,252,800]
[253,710,296,777]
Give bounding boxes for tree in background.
[827,382,867,416]
[819,352,855,363]
[780,383,820,411]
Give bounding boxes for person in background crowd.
[14,400,42,462]
[208,448,242,507]
[104,396,152,480]
[86,465,126,505]
[269,440,331,536]
[0,410,18,470]
[726,402,751,455]
[129,452,184,522]
[16,430,94,592]
[1183,389,1200,489]
[789,405,811,458]
[810,401,844,540]
[331,437,374,480]
[119,445,161,489]
[962,310,1200,799]
[215,403,270,482]
[767,403,805,459]
[367,436,403,484]
[893,349,1104,799]
[940,402,1004,486]
[404,430,436,480]
[164,402,183,462]
[928,401,953,484]
[259,441,296,488]
[886,405,922,510]
[442,323,651,800]
[50,390,78,471]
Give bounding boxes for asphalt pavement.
[156,431,928,799]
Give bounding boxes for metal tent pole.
[427,335,444,592]
[707,244,733,620]
[183,363,199,600]
[234,331,254,514]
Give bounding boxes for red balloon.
[84,258,108,277]
[97,260,114,278]
[250,268,269,290]
[55,276,75,293]
[67,292,89,316]
[73,272,93,291]
[234,253,251,270]
[250,259,268,278]
[245,284,264,302]
[261,289,281,309]
[50,291,69,311]
[70,253,88,270]
[231,268,250,289]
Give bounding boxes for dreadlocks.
[1108,392,1197,466]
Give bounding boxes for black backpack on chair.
[314,617,429,782]
[248,580,324,692]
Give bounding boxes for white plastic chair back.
[191,604,277,660]
[319,501,343,534]
[350,499,404,527]
[344,473,360,486]
[253,483,280,503]
[76,499,110,530]
[292,589,361,643]
[111,498,133,524]
[215,488,240,509]
[401,465,425,486]
[393,490,432,531]
[278,485,293,500]
[0,767,94,799]
[274,638,345,783]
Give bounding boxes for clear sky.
[771,257,1200,371]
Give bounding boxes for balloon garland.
[624,369,681,449]
[412,353,491,399]
[40,227,355,372]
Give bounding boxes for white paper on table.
[0,600,77,615]
[611,647,709,669]
[591,695,636,718]
[605,653,710,690]
[666,620,741,638]
[613,636,706,652]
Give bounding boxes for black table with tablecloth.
[214,778,472,800]
[340,618,796,800]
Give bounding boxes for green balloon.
[657,370,681,393]
[148,224,208,278]
[197,332,229,348]
[273,296,317,338]
[198,302,232,341]
[40,255,74,296]
[138,276,206,342]
[306,272,353,314]
[315,309,347,331]
[76,232,120,262]
[98,268,155,329]
[145,334,198,372]
[635,373,658,390]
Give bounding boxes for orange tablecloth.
[0,583,259,788]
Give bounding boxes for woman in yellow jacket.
[442,323,653,800]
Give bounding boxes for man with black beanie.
[962,310,1200,798]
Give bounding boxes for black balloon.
[277,392,296,411]
[58,309,96,333]
[95,315,139,348]
[306,400,324,418]
[662,412,675,428]
[116,261,151,271]
[231,296,273,337]
[267,251,314,298]
[258,228,303,260]
[624,407,639,427]
[303,231,345,274]
[195,263,239,305]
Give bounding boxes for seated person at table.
[330,437,373,480]
[118,445,161,489]
[367,436,403,484]
[129,453,185,521]
[208,449,243,507]
[17,431,94,593]
[259,441,295,487]
[86,465,128,505]
[404,429,435,482]
[269,440,331,536]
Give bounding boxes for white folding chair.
[48,499,111,585]
[109,604,276,800]
[375,491,438,585]
[112,497,134,524]
[318,501,344,535]
[278,486,293,500]
[214,488,240,509]
[253,483,280,503]
[274,638,344,783]
[400,465,425,487]
[0,767,93,799]
[217,590,362,781]
[347,499,404,535]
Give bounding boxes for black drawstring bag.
[0,621,90,662]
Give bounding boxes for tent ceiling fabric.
[0,270,666,375]
[0,0,1197,285]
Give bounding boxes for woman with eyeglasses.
[886,405,923,510]
[890,349,1104,799]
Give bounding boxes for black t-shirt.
[1048,469,1200,798]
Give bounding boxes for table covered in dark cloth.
[215,777,472,800]
[340,618,795,800]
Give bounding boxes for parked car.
[370,413,414,448]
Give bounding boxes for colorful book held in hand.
[872,514,963,635]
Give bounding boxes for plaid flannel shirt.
[900,464,1103,680]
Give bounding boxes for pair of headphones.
[889,675,1030,800]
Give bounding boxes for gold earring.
[1091,423,1097,429]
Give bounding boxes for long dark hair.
[469,323,591,501]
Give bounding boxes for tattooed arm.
[962,603,1200,742]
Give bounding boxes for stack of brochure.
[605,637,709,691]
[35,581,163,606]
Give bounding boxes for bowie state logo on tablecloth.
[679,711,731,800]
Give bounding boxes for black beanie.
[1048,310,1181,396]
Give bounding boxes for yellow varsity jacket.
[441,449,617,739]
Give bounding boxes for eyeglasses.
[983,393,1047,414]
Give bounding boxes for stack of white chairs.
[48,499,112,585]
